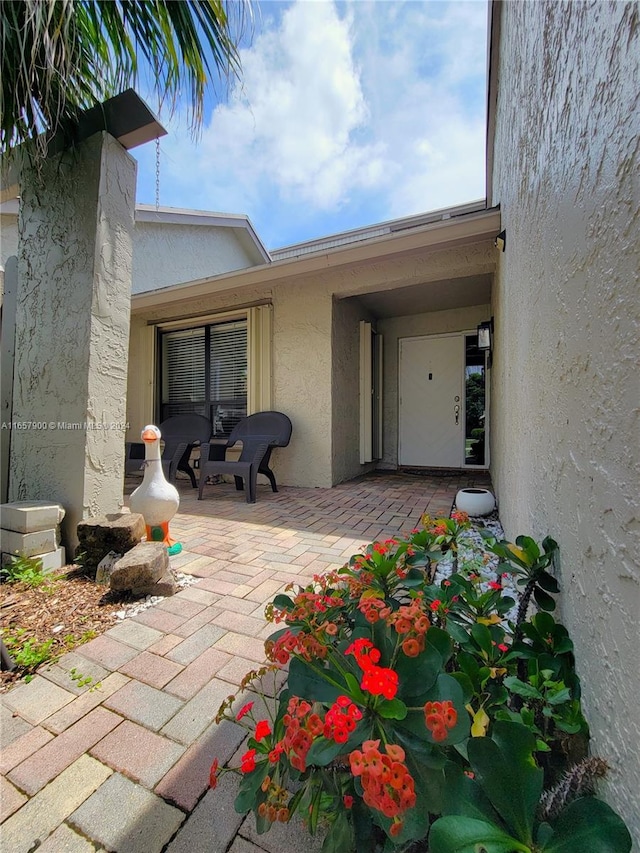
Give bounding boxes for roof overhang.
[132,206,502,312]
[134,205,271,265]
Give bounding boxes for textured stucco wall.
[272,280,333,487]
[131,222,256,293]
[10,133,136,548]
[378,305,490,469]
[331,297,376,485]
[490,1,639,840]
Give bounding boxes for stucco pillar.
[9,132,136,550]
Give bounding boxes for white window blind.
[162,328,205,403]
[160,319,248,435]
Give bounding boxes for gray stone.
[95,550,121,584]
[109,541,167,592]
[0,526,60,557]
[0,501,65,533]
[131,570,178,597]
[69,773,184,853]
[76,512,145,570]
[165,774,244,853]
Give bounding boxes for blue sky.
[132,0,488,251]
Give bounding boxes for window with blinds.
[160,319,247,436]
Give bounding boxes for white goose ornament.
[129,425,182,555]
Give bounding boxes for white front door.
[399,334,464,467]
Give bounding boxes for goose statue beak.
[141,426,160,442]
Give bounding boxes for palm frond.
[1,0,250,161]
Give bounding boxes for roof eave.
[131,206,501,312]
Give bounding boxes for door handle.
[454,404,460,425]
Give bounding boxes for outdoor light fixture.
[494,230,506,252]
[477,318,494,352]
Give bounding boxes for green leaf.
[272,594,296,610]
[467,721,543,845]
[471,623,493,656]
[395,641,441,698]
[504,677,543,700]
[287,657,343,704]
[542,797,632,853]
[377,697,407,720]
[441,762,497,822]
[429,816,531,853]
[536,571,560,593]
[234,762,270,813]
[343,672,367,704]
[426,627,454,664]
[322,811,352,853]
[534,587,557,612]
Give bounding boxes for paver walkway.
[1,471,491,853]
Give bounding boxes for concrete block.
[76,512,145,569]
[1,546,66,574]
[0,500,65,533]
[110,541,168,592]
[0,526,60,557]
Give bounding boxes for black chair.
[125,414,212,488]
[198,411,292,503]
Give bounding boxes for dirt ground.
[0,566,134,691]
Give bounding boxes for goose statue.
[129,425,182,556]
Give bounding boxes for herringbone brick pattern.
[1,471,491,852]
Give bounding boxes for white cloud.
[136,0,488,245]
[161,1,386,211]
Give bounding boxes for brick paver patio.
[1,470,491,852]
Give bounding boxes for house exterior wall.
[331,297,376,485]
[378,305,490,469]
[490,0,639,840]
[9,133,136,548]
[131,221,256,293]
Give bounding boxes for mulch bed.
[0,567,135,691]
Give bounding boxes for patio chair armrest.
[201,441,228,463]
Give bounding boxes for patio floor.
[1,470,491,853]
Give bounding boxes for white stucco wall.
[490,1,639,841]
[131,221,258,293]
[10,133,136,548]
[378,305,491,469]
[331,297,376,485]
[2,211,258,297]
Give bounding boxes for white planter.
[455,488,496,517]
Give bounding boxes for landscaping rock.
[131,572,178,597]
[109,542,168,593]
[77,513,145,570]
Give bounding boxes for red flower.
[254,720,272,741]
[343,795,354,809]
[488,581,502,590]
[236,701,254,721]
[240,748,257,773]
[209,758,219,789]
[430,599,441,611]
[498,643,509,653]
[424,700,457,741]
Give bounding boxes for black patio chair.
[198,411,292,503]
[125,414,212,488]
